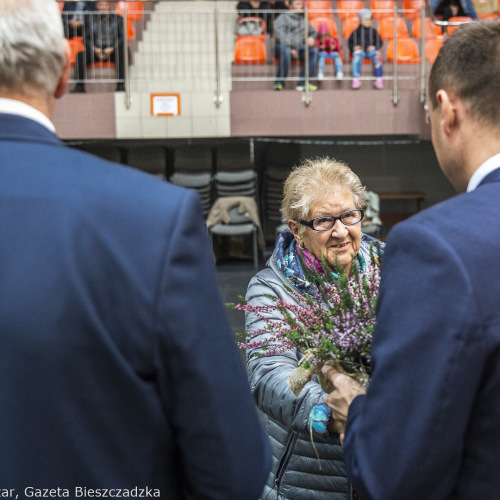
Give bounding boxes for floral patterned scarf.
[274,229,372,297]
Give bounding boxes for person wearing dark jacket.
[71,1,125,93]
[0,0,272,497]
[237,1,274,34]
[273,0,318,91]
[61,1,95,39]
[348,9,383,90]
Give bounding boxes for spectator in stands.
[348,9,383,90]
[61,1,95,40]
[0,0,272,497]
[245,157,384,500]
[316,22,343,80]
[237,1,274,34]
[431,0,478,18]
[273,0,318,91]
[71,1,125,93]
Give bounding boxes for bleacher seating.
[412,16,443,39]
[370,0,396,19]
[234,36,267,64]
[387,37,421,63]
[337,0,365,20]
[425,36,443,63]
[446,16,474,34]
[342,16,360,38]
[307,0,334,20]
[402,0,425,19]
[68,37,84,67]
[378,15,411,40]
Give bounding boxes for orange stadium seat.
[234,36,267,64]
[116,1,144,41]
[115,2,144,21]
[342,16,360,38]
[58,2,64,12]
[370,0,396,19]
[88,61,116,69]
[310,16,339,36]
[387,37,421,63]
[337,0,365,20]
[307,0,334,19]
[477,11,499,18]
[402,0,425,19]
[446,16,473,34]
[378,15,410,39]
[425,37,443,63]
[412,16,443,39]
[67,36,84,67]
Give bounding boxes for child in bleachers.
[315,23,344,80]
[348,9,383,89]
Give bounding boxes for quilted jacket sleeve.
[245,267,326,435]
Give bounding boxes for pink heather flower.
[237,258,381,383]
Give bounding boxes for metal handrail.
[121,5,132,109]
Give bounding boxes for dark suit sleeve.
[343,220,483,500]
[155,190,271,500]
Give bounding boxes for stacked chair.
[262,142,302,240]
[125,145,167,180]
[213,142,258,201]
[208,142,263,269]
[168,145,213,216]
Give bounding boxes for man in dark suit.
[322,20,500,499]
[0,0,271,497]
[61,1,95,39]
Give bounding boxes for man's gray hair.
[0,0,66,98]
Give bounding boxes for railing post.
[213,4,223,108]
[419,4,426,103]
[392,3,399,105]
[122,3,132,109]
[302,3,312,106]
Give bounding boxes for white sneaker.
[336,71,343,80]
[318,72,324,80]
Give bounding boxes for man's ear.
[436,89,458,136]
[54,39,71,99]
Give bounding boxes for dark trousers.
[275,44,317,86]
[74,44,125,86]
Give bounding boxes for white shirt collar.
[0,97,56,133]
[467,153,500,192]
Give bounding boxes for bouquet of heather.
[236,244,381,396]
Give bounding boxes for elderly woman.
[245,158,383,500]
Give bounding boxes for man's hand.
[69,19,82,29]
[307,36,315,47]
[367,45,376,52]
[322,365,366,424]
[291,48,298,59]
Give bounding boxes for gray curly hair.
[280,157,367,223]
[0,0,66,99]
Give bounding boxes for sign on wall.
[151,94,181,116]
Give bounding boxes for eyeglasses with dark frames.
[298,209,364,231]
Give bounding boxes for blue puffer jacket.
[245,230,383,500]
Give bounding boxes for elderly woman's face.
[292,190,363,275]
